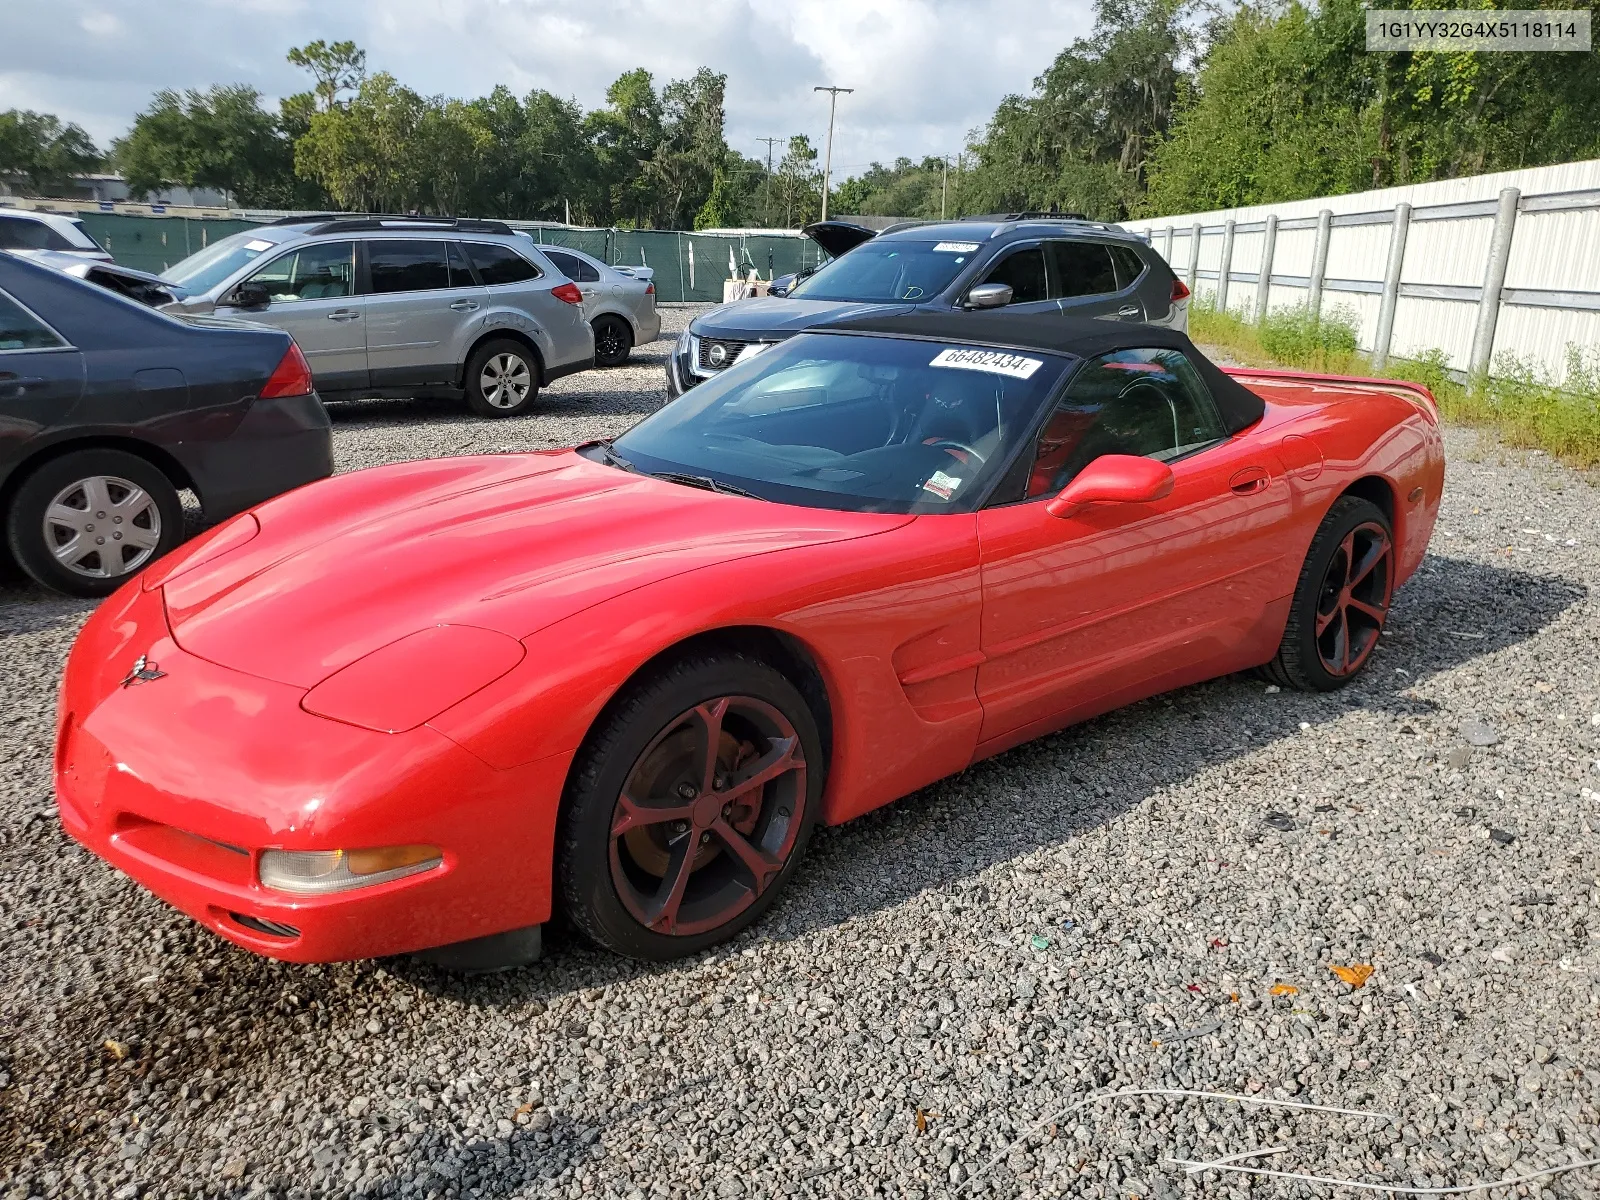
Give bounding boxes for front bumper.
[56,580,571,963]
[664,342,696,399]
[180,391,333,523]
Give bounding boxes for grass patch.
[1189,297,1600,468]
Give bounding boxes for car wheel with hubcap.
[1260,495,1395,691]
[465,338,539,417]
[557,652,824,960]
[592,316,633,368]
[7,448,183,597]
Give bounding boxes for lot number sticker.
[929,347,1044,379]
[933,241,981,252]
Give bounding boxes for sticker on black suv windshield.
[929,347,1044,379]
[933,241,981,253]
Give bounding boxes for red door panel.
[975,436,1294,747]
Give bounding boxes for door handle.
[327,309,361,321]
[449,299,479,311]
[0,374,45,396]
[1117,304,1141,319]
[1229,466,1271,495]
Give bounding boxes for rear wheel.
[7,448,183,597]
[593,316,633,368]
[465,338,539,417]
[1261,496,1394,691]
[557,653,823,961]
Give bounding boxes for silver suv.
[160,216,594,418]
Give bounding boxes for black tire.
[1260,496,1395,692]
[556,652,825,961]
[592,316,633,368]
[465,337,539,417]
[7,448,184,598]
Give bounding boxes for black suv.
[665,215,1190,397]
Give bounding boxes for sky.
[2,0,1097,179]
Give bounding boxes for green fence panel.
[75,213,262,274]
[517,227,824,302]
[66,211,824,300]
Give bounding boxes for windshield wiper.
[588,439,640,474]
[649,471,764,501]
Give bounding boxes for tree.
[518,90,599,222]
[115,86,297,205]
[963,0,1188,219]
[832,156,955,219]
[293,72,431,212]
[1143,0,1600,215]
[652,68,729,228]
[0,110,102,195]
[694,165,740,229]
[587,69,664,227]
[773,135,820,227]
[287,40,367,112]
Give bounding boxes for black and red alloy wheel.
[608,694,808,937]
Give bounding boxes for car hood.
[161,451,911,689]
[692,298,914,342]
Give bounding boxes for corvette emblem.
[120,654,166,688]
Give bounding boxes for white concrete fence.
[1121,159,1600,383]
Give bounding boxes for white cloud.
[77,11,125,38]
[3,0,1094,176]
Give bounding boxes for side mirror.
[1046,454,1174,519]
[225,281,270,310]
[963,282,1013,309]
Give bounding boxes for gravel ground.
[2,308,1599,1200]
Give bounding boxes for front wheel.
[465,338,539,417]
[556,653,824,961]
[1260,496,1395,691]
[7,449,184,597]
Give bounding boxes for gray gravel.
[3,308,1599,1199]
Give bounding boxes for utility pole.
[940,156,949,221]
[757,136,782,224]
[813,85,853,222]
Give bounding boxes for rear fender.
[1265,393,1443,588]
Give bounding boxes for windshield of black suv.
[789,238,981,303]
[604,331,1076,514]
[161,231,287,293]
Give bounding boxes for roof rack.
[265,213,518,236]
[968,211,1127,237]
[968,210,1091,222]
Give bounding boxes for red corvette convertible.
[55,312,1443,969]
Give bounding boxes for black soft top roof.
[815,309,1265,435]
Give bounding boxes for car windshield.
[789,239,979,303]
[608,331,1076,513]
[160,232,284,293]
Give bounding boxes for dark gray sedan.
[0,254,332,596]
